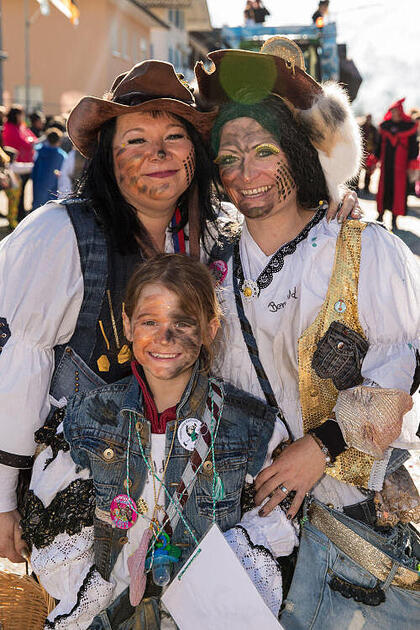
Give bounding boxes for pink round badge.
[110,494,138,529]
[209,260,228,285]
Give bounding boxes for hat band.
[112,90,194,107]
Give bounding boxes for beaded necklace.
[123,379,225,577]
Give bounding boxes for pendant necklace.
[97,292,132,373]
[113,380,224,601]
[234,201,328,302]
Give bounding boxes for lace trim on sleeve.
[35,408,69,470]
[21,478,94,549]
[44,564,114,629]
[224,525,283,617]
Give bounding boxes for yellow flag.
[50,0,80,25]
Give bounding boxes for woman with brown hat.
[196,38,420,628]
[0,60,221,565]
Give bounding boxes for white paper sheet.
[161,524,283,630]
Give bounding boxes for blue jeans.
[281,501,420,630]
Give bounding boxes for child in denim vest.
[21,254,297,629]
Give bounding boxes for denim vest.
[47,199,109,405]
[63,368,276,581]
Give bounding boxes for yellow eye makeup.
[255,143,281,156]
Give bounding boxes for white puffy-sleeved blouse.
[0,202,189,511]
[216,216,420,508]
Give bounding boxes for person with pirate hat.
[196,37,420,627]
[0,50,360,571]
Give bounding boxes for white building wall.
[150,8,192,80]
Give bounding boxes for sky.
[206,0,420,121]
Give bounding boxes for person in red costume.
[375,98,418,230]
[2,105,36,222]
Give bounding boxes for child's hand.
[254,435,326,519]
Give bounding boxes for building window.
[168,9,173,24]
[177,10,184,30]
[168,46,174,65]
[140,38,148,61]
[14,86,43,111]
[111,21,120,57]
[121,27,129,60]
[132,36,137,63]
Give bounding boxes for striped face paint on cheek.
[183,148,195,186]
[114,147,170,200]
[275,161,296,202]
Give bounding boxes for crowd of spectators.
[0,104,86,230]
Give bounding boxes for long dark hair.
[6,106,24,126]
[211,96,329,209]
[76,112,220,255]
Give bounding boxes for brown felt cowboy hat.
[67,60,218,158]
[195,38,362,203]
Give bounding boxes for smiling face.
[123,283,206,385]
[113,111,195,216]
[215,117,296,221]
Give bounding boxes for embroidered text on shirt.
[268,287,298,312]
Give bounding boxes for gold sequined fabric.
[336,387,413,458]
[374,466,420,527]
[309,502,420,591]
[298,220,375,487]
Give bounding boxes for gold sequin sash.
[298,220,375,487]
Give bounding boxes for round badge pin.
[334,299,347,314]
[177,418,203,451]
[110,494,138,529]
[209,260,228,285]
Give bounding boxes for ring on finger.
[278,484,289,495]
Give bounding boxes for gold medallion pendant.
[118,344,132,364]
[97,354,110,372]
[137,497,149,515]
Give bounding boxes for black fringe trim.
[329,573,386,606]
[34,407,69,469]
[234,204,326,293]
[20,478,94,549]
[44,564,97,628]
[234,525,282,578]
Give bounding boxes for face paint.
[275,161,296,202]
[125,284,202,384]
[216,117,297,221]
[182,147,196,187]
[112,112,194,215]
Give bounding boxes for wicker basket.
[0,570,55,630]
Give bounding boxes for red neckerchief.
[131,361,177,434]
